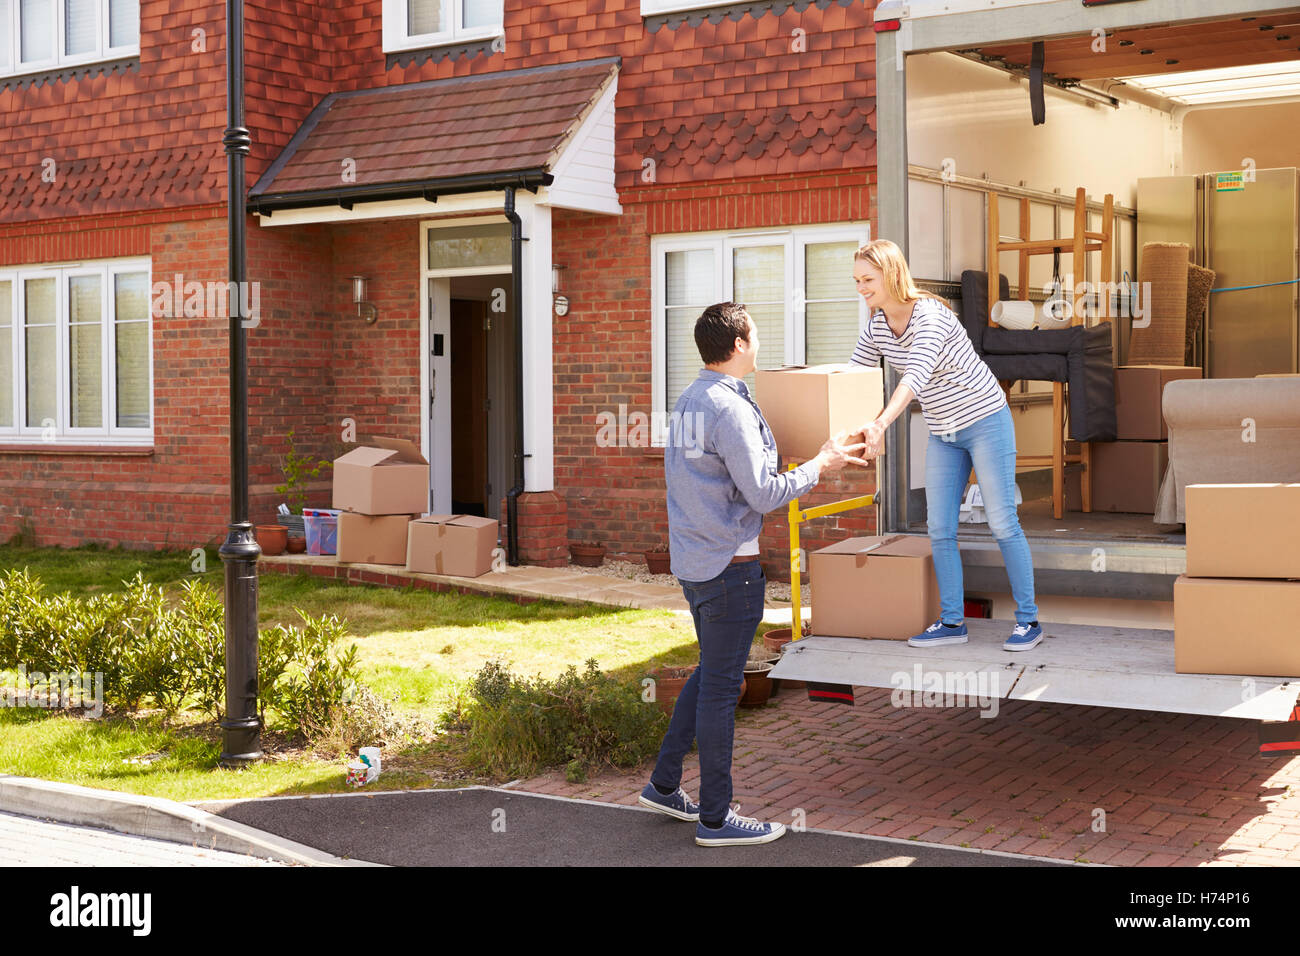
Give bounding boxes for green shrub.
[454,658,668,783]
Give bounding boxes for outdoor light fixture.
[351,275,378,324]
[552,263,569,317]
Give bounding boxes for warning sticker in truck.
[1215,171,1246,192]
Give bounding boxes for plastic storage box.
[303,508,342,555]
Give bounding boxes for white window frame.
[2,0,140,79]
[651,222,870,443]
[382,0,504,54]
[0,256,153,445]
[640,0,734,15]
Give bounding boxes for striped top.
[850,296,1006,436]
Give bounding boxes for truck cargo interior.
[891,6,1300,614]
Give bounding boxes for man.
[638,301,866,846]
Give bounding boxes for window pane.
[0,282,11,427]
[427,224,510,270]
[24,278,57,428]
[64,0,96,55]
[805,241,862,366]
[732,245,784,380]
[114,272,149,428]
[21,0,55,62]
[408,0,441,35]
[664,249,717,413]
[108,0,138,47]
[0,6,11,72]
[806,301,861,367]
[68,275,101,428]
[462,0,501,29]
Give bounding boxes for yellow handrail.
[786,462,875,641]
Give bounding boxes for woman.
[850,239,1041,650]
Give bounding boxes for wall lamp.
[552,263,569,317]
[351,275,378,324]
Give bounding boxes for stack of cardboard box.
[1067,365,1200,513]
[1174,483,1300,676]
[332,437,428,566]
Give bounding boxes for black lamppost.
[217,0,262,766]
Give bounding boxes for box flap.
[413,514,458,526]
[813,535,901,556]
[758,363,866,376]
[336,445,397,468]
[449,515,499,529]
[368,436,429,465]
[876,535,933,559]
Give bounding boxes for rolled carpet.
[1184,263,1216,367]
[1130,242,1190,365]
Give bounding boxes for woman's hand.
[860,419,886,457]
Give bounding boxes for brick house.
[0,0,881,579]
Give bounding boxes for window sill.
[0,444,155,456]
[644,0,853,32]
[385,34,502,69]
[0,55,139,91]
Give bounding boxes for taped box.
[809,535,941,640]
[336,512,418,566]
[1185,484,1300,579]
[754,364,884,463]
[406,514,499,578]
[333,436,429,516]
[1174,575,1300,677]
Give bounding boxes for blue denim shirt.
[666,369,821,582]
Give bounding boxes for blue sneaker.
[1003,621,1043,651]
[638,783,700,821]
[696,807,787,847]
[907,619,968,647]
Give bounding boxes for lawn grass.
[0,544,766,801]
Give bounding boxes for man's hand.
[813,430,871,473]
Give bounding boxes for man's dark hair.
[694,302,751,366]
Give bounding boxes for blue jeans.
[926,405,1038,625]
[650,560,765,823]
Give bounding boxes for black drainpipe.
[503,187,525,567]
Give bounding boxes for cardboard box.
[1174,575,1300,676]
[754,364,884,463]
[406,514,499,577]
[1113,365,1201,440]
[333,437,430,516]
[336,512,417,566]
[809,535,941,640]
[1185,484,1300,579]
[1065,439,1168,513]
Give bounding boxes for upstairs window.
[383,0,504,53]
[1,0,139,78]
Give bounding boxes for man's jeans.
[926,405,1039,625]
[650,560,765,823]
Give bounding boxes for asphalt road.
[195,787,1072,867]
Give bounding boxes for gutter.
[248,170,552,215]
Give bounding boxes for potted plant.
[645,544,671,575]
[255,524,288,557]
[275,428,332,540]
[740,660,775,707]
[569,538,606,568]
[748,644,781,698]
[763,620,810,690]
[646,664,747,715]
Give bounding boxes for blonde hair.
[854,239,949,309]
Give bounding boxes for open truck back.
[774,0,1300,740]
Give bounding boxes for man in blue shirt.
[638,301,866,846]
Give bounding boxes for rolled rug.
[1131,242,1190,365]
[991,299,1037,330]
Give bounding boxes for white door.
[427,276,452,514]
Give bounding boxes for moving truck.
[771,0,1300,737]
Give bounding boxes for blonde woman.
[850,239,1041,651]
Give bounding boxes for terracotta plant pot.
[645,550,672,575]
[569,543,606,568]
[740,663,775,707]
[286,536,307,554]
[255,524,288,557]
[648,665,747,715]
[762,628,804,690]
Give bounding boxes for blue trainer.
[696,807,787,847]
[638,783,700,821]
[1003,621,1043,651]
[907,619,968,647]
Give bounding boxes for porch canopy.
[247,57,620,216]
